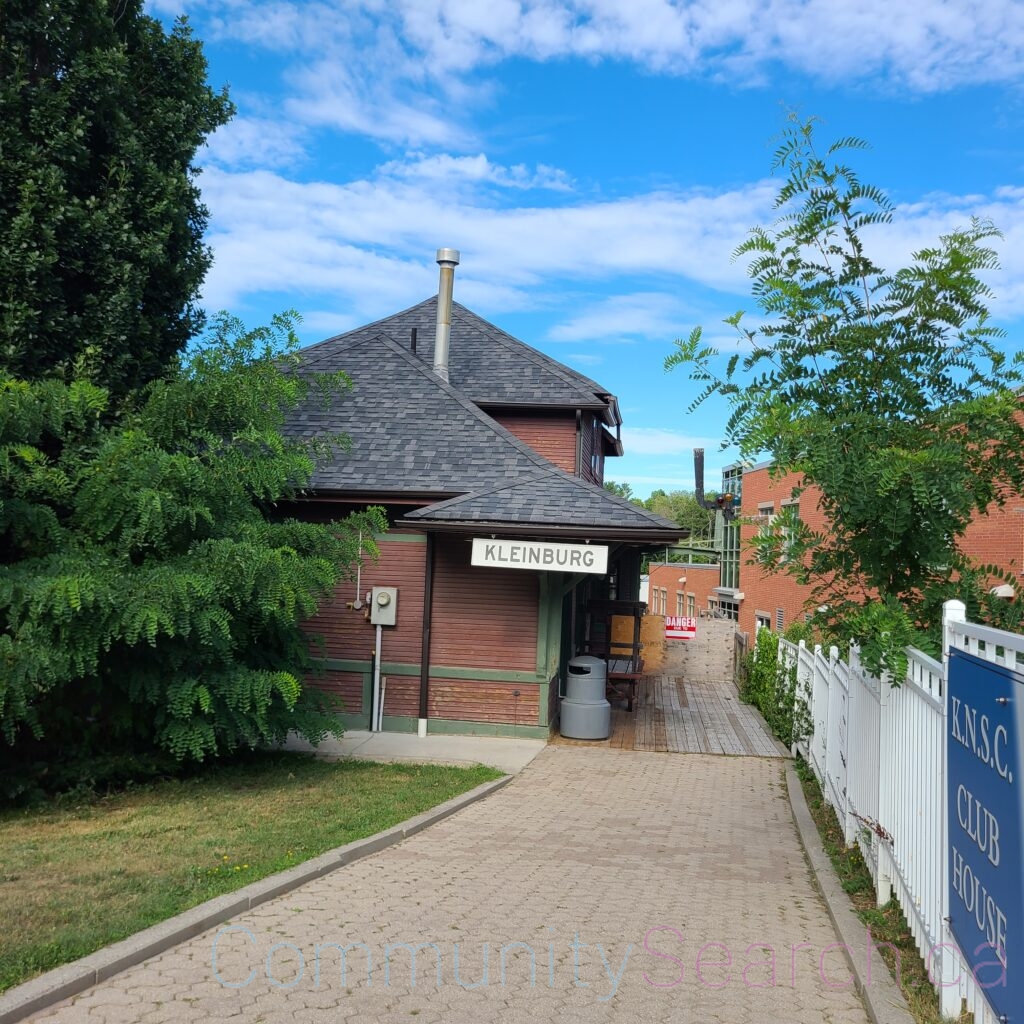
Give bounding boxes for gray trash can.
[560,655,611,740]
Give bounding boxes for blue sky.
[151,0,1024,498]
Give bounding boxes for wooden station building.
[286,250,681,738]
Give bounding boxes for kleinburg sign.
[470,538,609,575]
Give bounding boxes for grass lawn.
[0,752,503,993]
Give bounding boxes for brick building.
[282,250,682,737]
[673,460,1023,639]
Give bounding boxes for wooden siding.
[428,678,540,724]
[431,536,538,671]
[376,674,540,725]
[304,535,427,664]
[308,669,364,712]
[491,411,577,473]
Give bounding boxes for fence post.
[872,642,895,907]
[842,646,857,846]
[941,600,966,675]
[938,600,966,1016]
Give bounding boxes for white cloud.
[196,164,774,311]
[549,292,687,342]
[197,159,1024,329]
[203,116,307,169]
[170,1,1024,154]
[378,152,573,191]
[621,427,725,457]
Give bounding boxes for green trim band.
[373,532,426,543]
[319,658,544,684]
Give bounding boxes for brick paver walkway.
[29,747,869,1024]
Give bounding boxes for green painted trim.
[378,716,549,739]
[320,658,374,673]
[428,667,544,684]
[374,532,426,543]
[320,658,545,684]
[536,575,551,676]
[379,715,418,733]
[337,711,371,730]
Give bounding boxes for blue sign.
[947,649,1024,1021]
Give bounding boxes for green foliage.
[603,479,634,499]
[739,628,809,747]
[667,115,1024,674]
[643,488,716,539]
[0,0,233,398]
[0,314,386,765]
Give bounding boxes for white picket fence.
[782,600,1024,1023]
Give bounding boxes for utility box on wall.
[370,586,398,626]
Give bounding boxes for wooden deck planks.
[553,670,784,757]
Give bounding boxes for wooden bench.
[606,649,644,712]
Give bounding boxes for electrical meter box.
[370,586,398,626]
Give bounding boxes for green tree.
[603,479,635,500]
[667,116,1024,672]
[0,314,385,772]
[644,488,715,539]
[0,0,233,398]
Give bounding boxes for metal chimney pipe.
[694,448,705,507]
[433,247,460,382]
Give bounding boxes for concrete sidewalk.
[286,729,547,775]
[22,747,871,1024]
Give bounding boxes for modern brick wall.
[647,562,721,618]
[737,464,1024,636]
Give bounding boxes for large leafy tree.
[0,0,233,398]
[668,116,1024,670]
[0,315,385,769]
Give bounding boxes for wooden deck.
[554,675,786,757]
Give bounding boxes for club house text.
[471,539,608,575]
[949,694,1012,966]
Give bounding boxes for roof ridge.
[298,296,436,360]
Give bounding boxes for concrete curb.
[0,774,512,1024]
[785,764,915,1024]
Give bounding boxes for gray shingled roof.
[287,328,679,539]
[404,469,677,531]
[300,298,617,420]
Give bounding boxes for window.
[676,591,684,616]
[590,419,602,480]
[776,607,785,631]
[757,502,775,526]
[687,594,695,617]
[718,598,739,622]
[720,465,743,590]
[661,588,668,614]
[780,499,800,561]
[755,612,771,633]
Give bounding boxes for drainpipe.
[418,534,436,737]
[432,248,460,382]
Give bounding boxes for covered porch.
[555,673,785,756]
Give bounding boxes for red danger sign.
[665,616,697,640]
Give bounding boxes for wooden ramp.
[554,675,786,757]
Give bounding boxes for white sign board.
[471,538,608,575]
[665,615,697,640]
